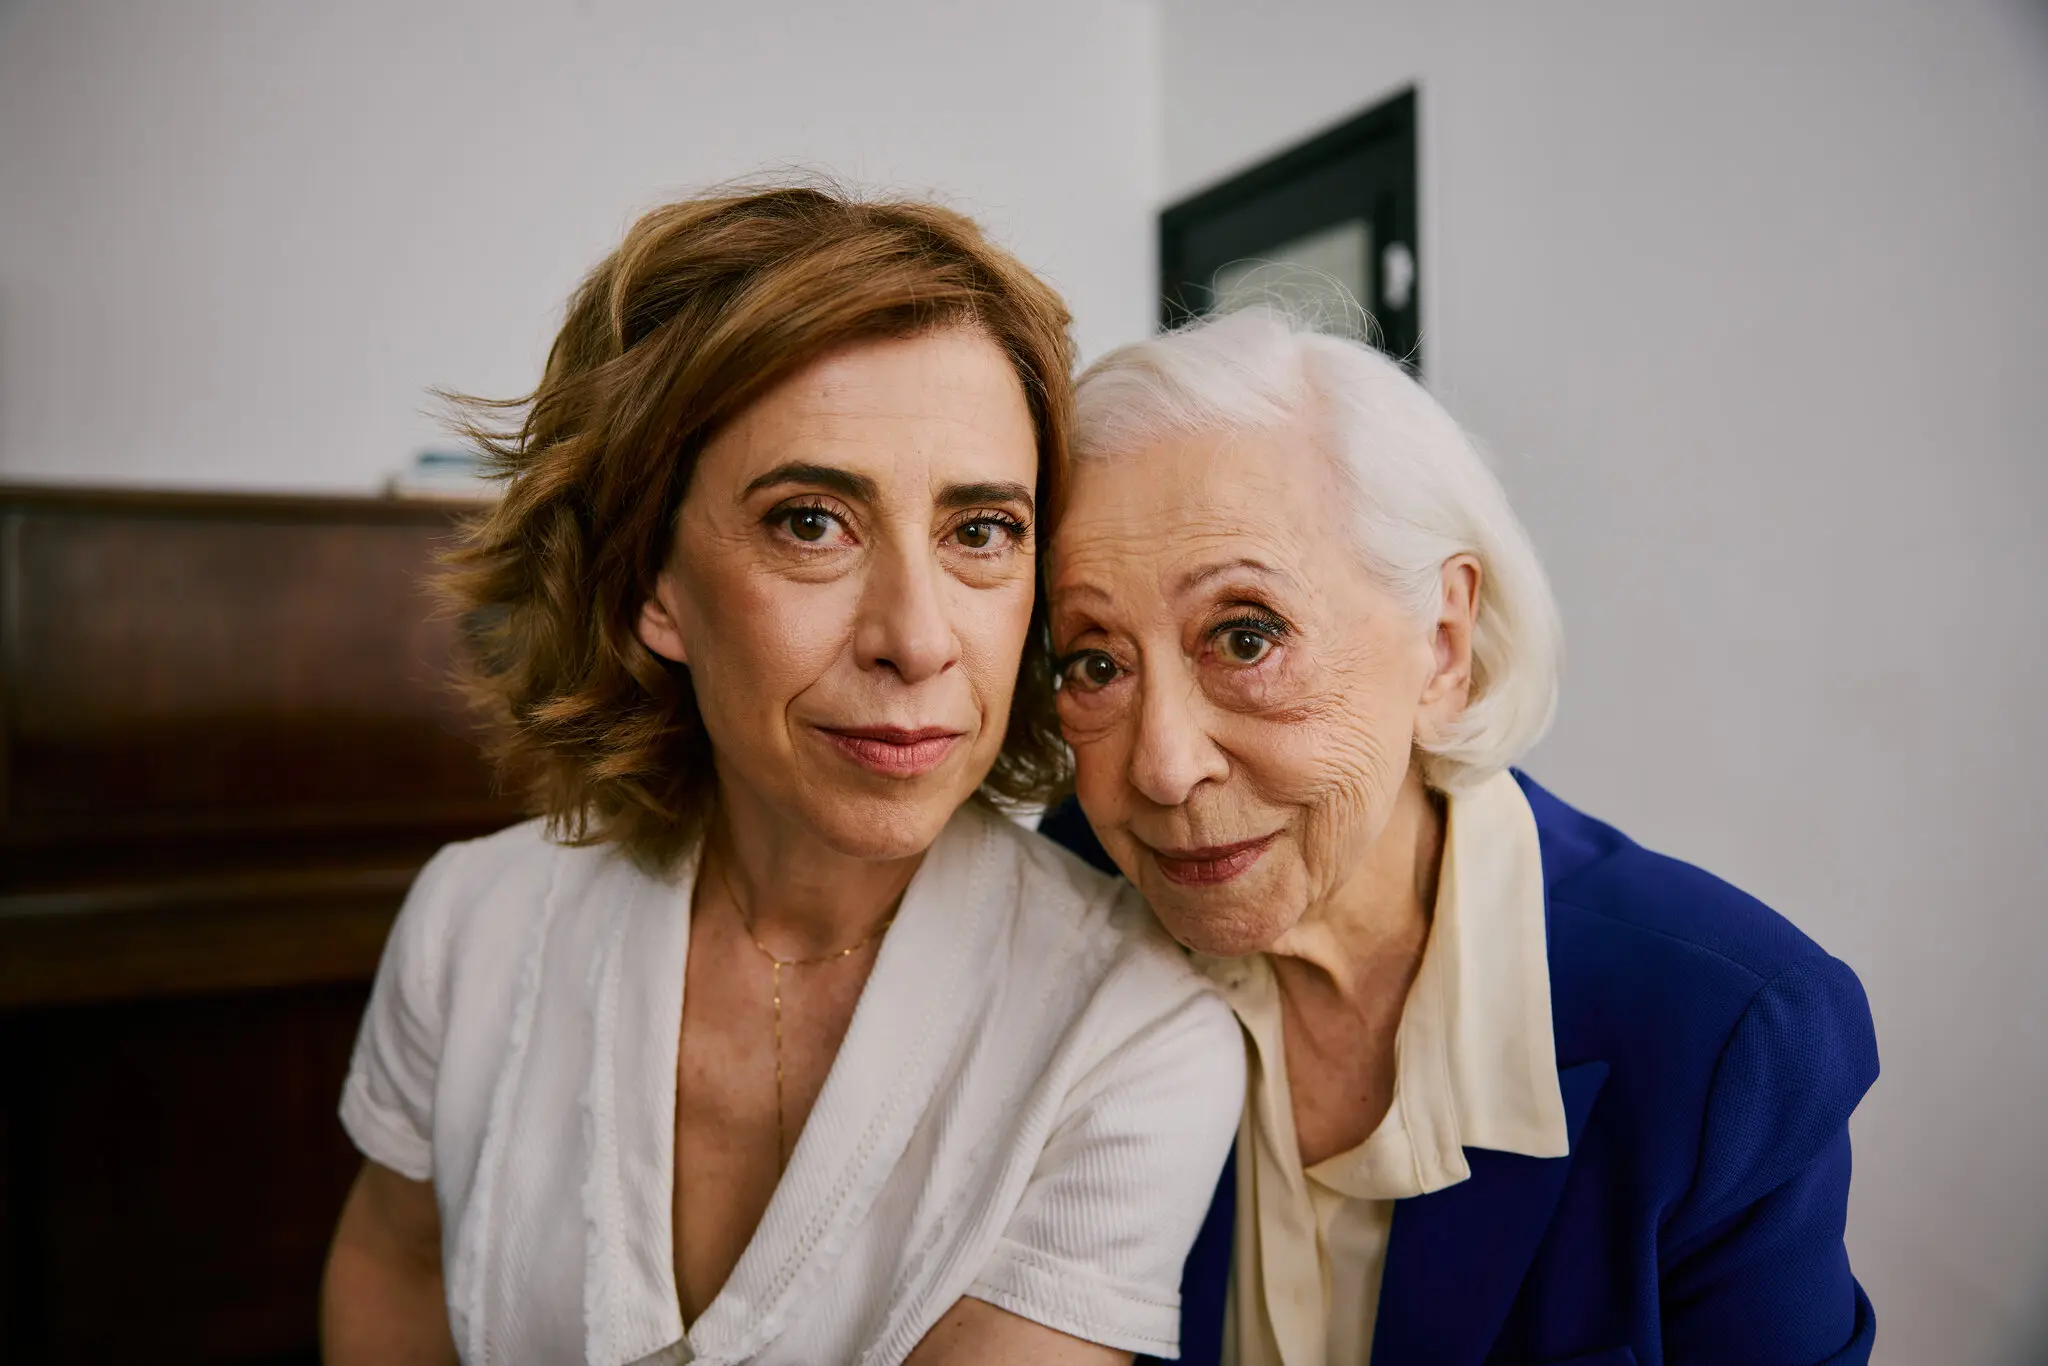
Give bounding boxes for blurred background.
[0,1,2042,1362]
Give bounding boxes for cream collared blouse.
[340,800,1244,1366]
[1197,770,1569,1366]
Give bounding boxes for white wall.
[0,0,1161,491]
[7,1,2044,1357]
[1164,2,2048,1361]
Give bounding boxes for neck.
[1266,764,1444,1017]
[699,780,926,960]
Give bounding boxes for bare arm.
[321,1159,458,1366]
[904,1297,1132,1366]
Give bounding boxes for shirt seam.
[1663,957,1820,1236]
[976,1235,1184,1310]
[966,1280,1180,1354]
[457,838,567,1365]
[338,1073,433,1180]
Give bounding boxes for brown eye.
[955,517,1020,552]
[1062,652,1122,691]
[787,509,833,542]
[1220,629,1272,665]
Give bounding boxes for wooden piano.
[0,485,525,1365]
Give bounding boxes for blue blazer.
[1039,772,1879,1366]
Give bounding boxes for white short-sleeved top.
[340,799,1244,1366]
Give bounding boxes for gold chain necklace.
[717,858,895,1172]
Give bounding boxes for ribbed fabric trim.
[451,846,565,1365]
[969,1237,1182,1356]
[583,871,634,1362]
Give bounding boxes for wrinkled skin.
[1048,423,1478,963]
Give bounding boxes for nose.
[853,541,960,684]
[1128,666,1228,807]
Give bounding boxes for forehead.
[1053,425,1346,585]
[710,328,1037,481]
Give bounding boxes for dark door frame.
[1159,87,1420,371]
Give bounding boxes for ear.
[636,574,690,666]
[1416,554,1481,739]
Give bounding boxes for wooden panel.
[0,486,525,1363]
[0,486,519,890]
[0,870,407,1009]
[0,986,366,1365]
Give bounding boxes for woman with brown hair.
[318,187,1242,1366]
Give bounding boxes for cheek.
[1068,724,1129,820]
[683,561,858,710]
[1137,861,1312,957]
[1056,683,1130,752]
[1250,701,1413,882]
[1206,644,1313,714]
[952,575,1036,699]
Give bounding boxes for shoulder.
[981,804,1228,1003]
[1517,773,1815,976]
[389,815,638,1006]
[1517,770,1868,1020]
[416,814,577,896]
[1515,773,1878,1191]
[973,804,1241,1067]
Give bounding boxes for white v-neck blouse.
[340,800,1243,1366]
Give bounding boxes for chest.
[671,912,879,1322]
[425,824,1103,1366]
[1281,1004,1397,1167]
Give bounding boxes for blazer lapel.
[1370,1060,1609,1366]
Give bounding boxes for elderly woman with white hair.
[1037,310,1879,1366]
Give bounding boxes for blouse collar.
[1197,767,1568,1205]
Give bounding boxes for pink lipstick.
[818,725,963,778]
[1149,833,1277,886]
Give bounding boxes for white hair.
[1070,308,1560,792]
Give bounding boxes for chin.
[1155,906,1292,958]
[1083,820,1298,956]
[803,786,969,863]
[1141,869,1301,959]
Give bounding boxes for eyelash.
[1053,648,1119,692]
[1215,610,1288,640]
[951,512,1031,554]
[765,501,1031,553]
[767,499,850,547]
[1210,610,1287,668]
[1054,610,1289,691]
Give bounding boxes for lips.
[1148,832,1278,886]
[817,725,964,779]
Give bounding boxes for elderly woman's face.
[1050,427,1466,956]
[638,327,1039,861]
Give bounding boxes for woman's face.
[638,327,1040,862]
[1049,425,1472,956]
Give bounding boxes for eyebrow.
[1171,555,1280,597]
[737,462,1032,520]
[742,462,878,502]
[742,463,1033,516]
[936,480,1034,515]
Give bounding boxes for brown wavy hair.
[441,185,1076,870]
